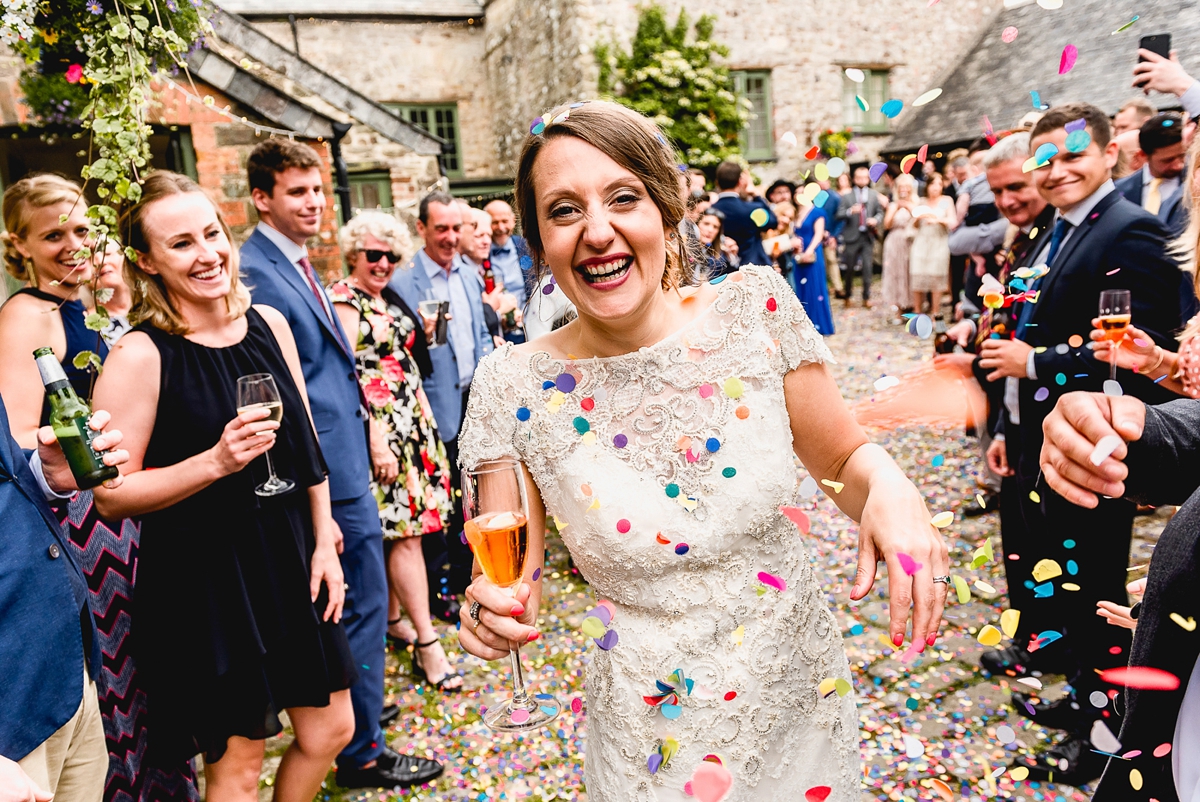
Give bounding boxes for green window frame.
[388,103,464,178]
[842,68,891,134]
[732,70,774,161]
[347,171,393,215]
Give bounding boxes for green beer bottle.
[33,346,118,489]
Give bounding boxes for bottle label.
[35,352,69,386]
[53,417,106,474]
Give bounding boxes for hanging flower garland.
[5,0,212,383]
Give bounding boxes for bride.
[456,100,948,801]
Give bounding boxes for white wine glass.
[1098,290,1132,382]
[462,458,560,731]
[236,373,294,497]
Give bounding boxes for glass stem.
[264,449,279,482]
[509,645,533,709]
[1112,341,1119,381]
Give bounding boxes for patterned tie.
[1016,218,1071,339]
[1145,177,1163,215]
[299,257,351,355]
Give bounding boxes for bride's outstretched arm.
[459,461,548,662]
[785,362,950,651]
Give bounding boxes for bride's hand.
[851,477,950,650]
[459,576,540,661]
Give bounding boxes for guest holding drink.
[908,173,956,320]
[0,174,201,800]
[329,212,461,693]
[457,100,948,799]
[92,172,357,800]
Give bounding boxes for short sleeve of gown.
[741,264,835,373]
[458,348,523,470]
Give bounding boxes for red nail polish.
[526,631,540,642]
[510,605,524,616]
[917,640,926,653]
[892,634,904,647]
[926,633,937,647]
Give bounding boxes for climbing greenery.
[595,5,747,168]
[4,0,211,378]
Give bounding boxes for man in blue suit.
[390,192,493,594]
[709,161,776,271]
[1115,111,1189,237]
[239,140,441,790]
[1,397,125,801]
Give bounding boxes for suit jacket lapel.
[1033,193,1121,323]
[250,230,353,363]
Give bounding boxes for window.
[732,70,773,161]
[389,103,463,177]
[842,68,890,134]
[347,171,393,213]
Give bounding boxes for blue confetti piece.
[706,437,720,452]
[813,189,829,207]
[1065,129,1092,153]
[710,274,728,285]
[661,703,682,719]
[932,454,945,467]
[850,624,864,635]
[881,99,904,118]
[1033,581,1055,598]
[1030,90,1048,110]
[1024,580,1036,589]
[516,406,531,421]
[1035,142,1059,165]
[536,693,554,700]
[1063,539,1076,549]
[1066,559,1078,575]
[540,705,557,716]
[1037,630,1063,646]
[542,380,555,390]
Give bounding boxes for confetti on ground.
[1002,25,1019,42]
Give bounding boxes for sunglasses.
[362,249,402,264]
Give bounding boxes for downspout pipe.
[330,121,354,224]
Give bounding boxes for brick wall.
[148,80,345,280]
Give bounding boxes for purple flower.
[86,0,102,14]
[166,0,177,9]
[189,0,202,7]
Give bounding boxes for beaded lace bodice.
[459,266,859,801]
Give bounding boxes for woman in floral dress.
[331,212,462,692]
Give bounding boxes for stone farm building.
[0,0,1006,290]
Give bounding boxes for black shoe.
[337,746,444,790]
[1011,690,1087,731]
[963,493,998,517]
[1009,734,1108,787]
[980,645,1037,677]
[379,703,400,729]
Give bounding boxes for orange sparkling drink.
[464,511,529,591]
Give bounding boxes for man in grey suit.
[389,191,493,594]
[837,165,884,307]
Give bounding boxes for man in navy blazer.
[390,192,493,593]
[709,161,776,271]
[978,104,1184,786]
[1115,111,1189,237]
[239,141,442,789]
[1,396,125,800]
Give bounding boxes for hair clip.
[529,101,591,136]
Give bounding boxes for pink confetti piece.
[897,552,924,575]
[690,761,733,802]
[779,505,811,534]
[757,571,787,592]
[1106,268,1121,275]
[1059,44,1078,74]
[1002,26,1019,43]
[927,0,940,5]
[571,696,583,714]
[510,708,531,724]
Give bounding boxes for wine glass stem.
[508,644,533,709]
[264,449,280,483]
[1111,341,1119,381]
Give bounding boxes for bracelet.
[1144,346,1166,376]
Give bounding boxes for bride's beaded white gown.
[459,266,860,800]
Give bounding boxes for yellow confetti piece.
[930,511,954,528]
[678,496,699,512]
[723,377,744,398]
[731,625,744,646]
[552,515,569,531]
[820,479,844,494]
[1130,768,1143,790]
[974,580,997,594]
[581,616,606,639]
[661,737,679,763]
[978,624,1003,646]
[835,678,852,696]
[587,498,601,510]
[1032,559,1062,582]
[1170,613,1197,631]
[1000,609,1021,638]
[818,677,839,697]
[1062,582,1081,591]
[952,575,970,604]
[814,162,829,181]
[581,430,597,446]
[1010,766,1030,782]
[1029,490,1041,503]
[971,538,994,568]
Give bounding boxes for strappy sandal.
[412,638,465,693]
[386,617,413,652]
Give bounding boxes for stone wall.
[252,17,501,181]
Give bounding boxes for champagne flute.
[1098,290,1132,381]
[236,373,294,497]
[462,458,560,731]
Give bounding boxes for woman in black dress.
[93,172,356,801]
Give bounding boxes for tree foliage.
[595,5,747,167]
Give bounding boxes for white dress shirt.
[1003,180,1116,425]
[255,222,334,318]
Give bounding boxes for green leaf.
[124,246,138,264]
[84,311,109,331]
[73,351,95,370]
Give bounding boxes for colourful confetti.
[912,88,942,107]
[1113,15,1139,34]
[1059,44,1078,74]
[1002,25,1019,43]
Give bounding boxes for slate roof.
[884,0,1200,154]
[218,0,483,18]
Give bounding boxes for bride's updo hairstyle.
[514,100,698,290]
[123,170,250,335]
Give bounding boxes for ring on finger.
[932,575,951,585]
